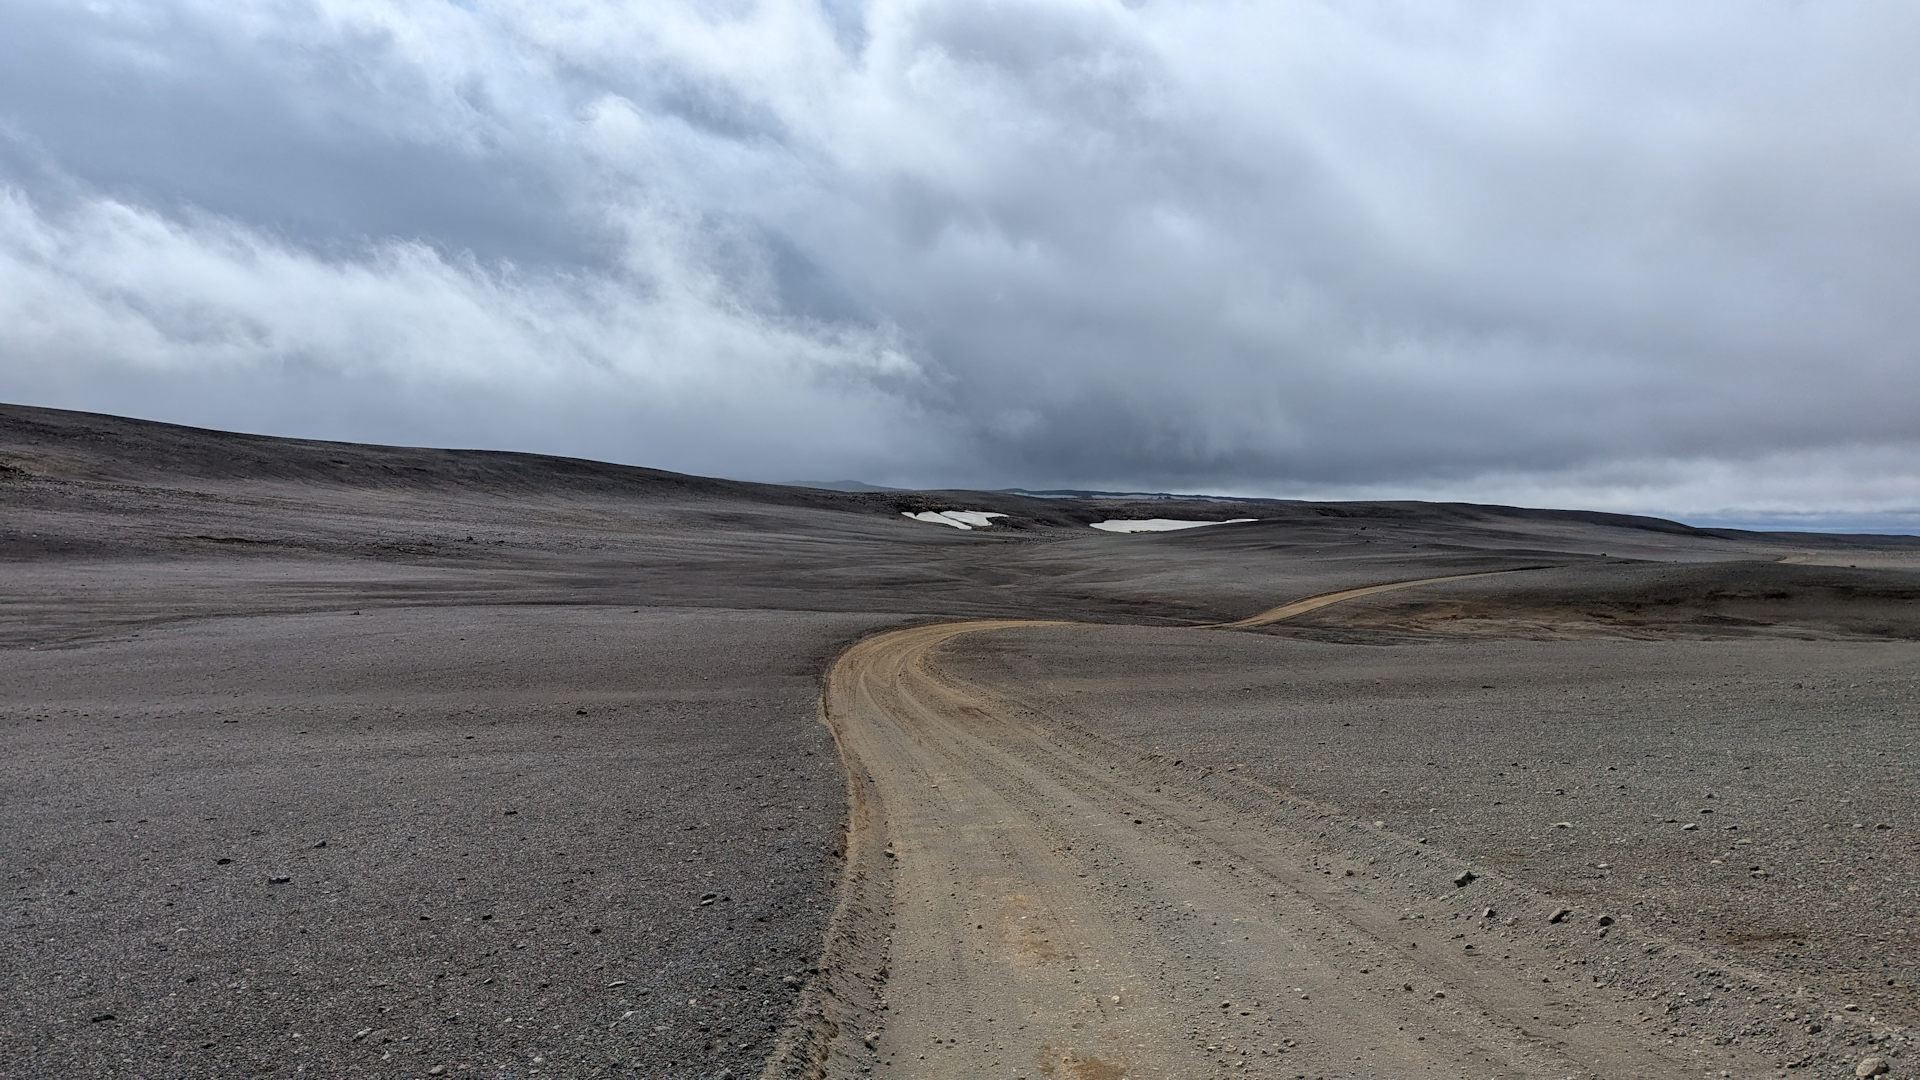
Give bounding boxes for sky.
[2,1,1917,529]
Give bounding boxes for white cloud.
[0,186,937,477]
[0,0,1916,520]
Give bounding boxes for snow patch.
[903,510,1009,530]
[1089,518,1257,533]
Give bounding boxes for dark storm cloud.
[1,0,1917,521]
[0,3,605,266]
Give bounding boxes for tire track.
[764,576,1790,1079]
[1216,568,1549,628]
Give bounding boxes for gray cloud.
[1,0,1917,523]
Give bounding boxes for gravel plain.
[4,402,1917,1079]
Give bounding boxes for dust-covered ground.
[3,403,1918,1079]
[3,606,888,1079]
[941,625,1918,1066]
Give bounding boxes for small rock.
[782,975,803,988]
[1682,823,1699,831]
[1596,915,1614,927]
[269,876,291,884]
[1481,907,1496,919]
[1452,871,1477,888]
[90,1013,115,1023]
[1855,1057,1889,1077]
[427,1067,446,1077]
[1552,821,1573,829]
[605,980,627,988]
[1549,908,1573,924]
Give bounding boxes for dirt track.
[773,585,1838,1079]
[1217,570,1540,628]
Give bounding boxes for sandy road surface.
[1218,570,1545,628]
[769,584,1803,1078]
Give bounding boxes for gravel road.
[774,579,1917,1079]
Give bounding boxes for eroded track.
[765,584,1809,1079]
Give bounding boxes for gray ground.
[4,606,888,1079]
[943,627,1920,1025]
[3,402,1917,1078]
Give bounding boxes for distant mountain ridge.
[5,402,1915,540]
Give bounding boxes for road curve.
[764,583,1786,1079]
[1216,569,1547,628]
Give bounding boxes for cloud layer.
[2,1,1917,522]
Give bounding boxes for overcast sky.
[2,1,1917,526]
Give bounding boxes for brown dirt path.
[1217,569,1546,628]
[765,581,1800,1078]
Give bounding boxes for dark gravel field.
[4,402,1917,1079]
[942,626,1920,1029]
[4,606,888,1078]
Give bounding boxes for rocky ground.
[941,624,1918,1075]
[3,402,1917,1079]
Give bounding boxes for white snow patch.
[902,510,1009,530]
[1089,518,1257,533]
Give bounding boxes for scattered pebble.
[1549,908,1573,924]
[1855,1057,1889,1077]
[1452,871,1477,888]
